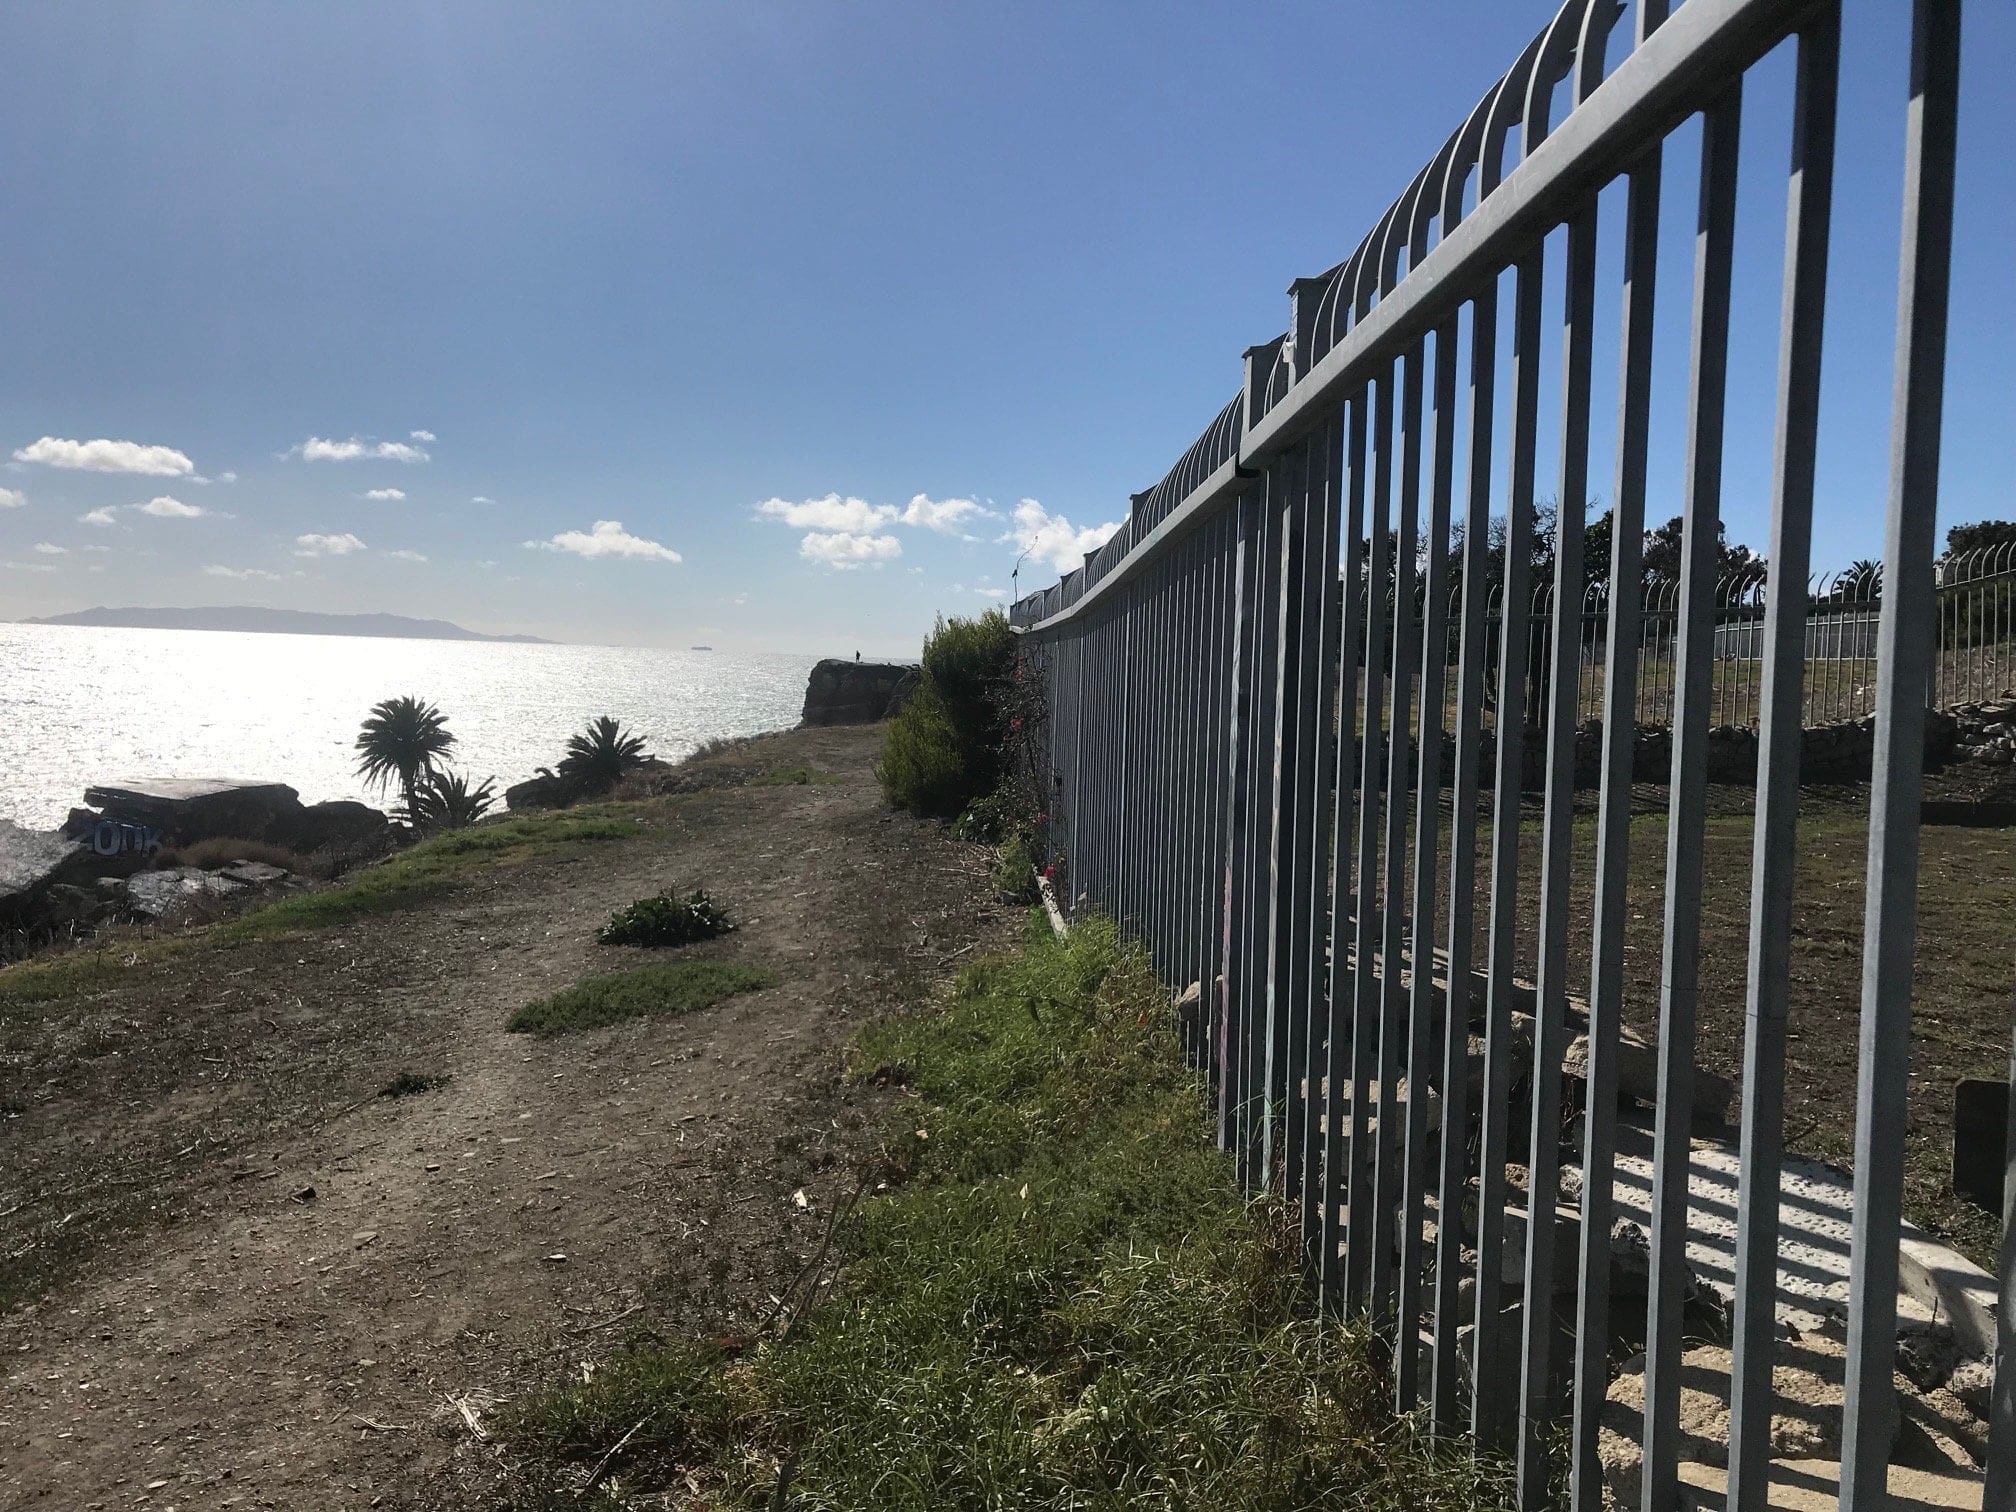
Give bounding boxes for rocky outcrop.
[800,659,918,727]
[71,778,392,857]
[83,778,303,846]
[0,821,83,920]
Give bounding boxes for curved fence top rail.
[1011,0,1820,633]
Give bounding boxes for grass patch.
[0,936,187,1010]
[598,888,735,947]
[501,917,1510,1509]
[379,1070,450,1098]
[216,809,639,942]
[749,765,833,787]
[507,960,775,1038]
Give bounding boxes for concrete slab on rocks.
[1606,1120,2000,1356]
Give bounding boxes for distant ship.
[691,644,714,651]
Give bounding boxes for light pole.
[1011,546,1034,603]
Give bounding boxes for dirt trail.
[0,724,1005,1509]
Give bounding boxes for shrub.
[878,688,970,817]
[560,715,654,792]
[993,827,1039,904]
[598,889,735,947]
[402,770,498,832]
[879,611,1016,817]
[952,790,1017,844]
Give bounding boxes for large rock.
[0,820,82,917]
[274,799,393,854]
[83,778,302,847]
[800,659,919,727]
[70,779,391,858]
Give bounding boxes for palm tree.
[355,696,456,817]
[558,715,652,792]
[404,770,498,831]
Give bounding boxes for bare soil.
[0,724,1013,1509]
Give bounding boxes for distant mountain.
[20,606,554,644]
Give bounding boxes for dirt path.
[0,724,1007,1509]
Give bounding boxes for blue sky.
[1,1,2009,656]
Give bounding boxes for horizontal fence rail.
[1012,0,2004,1506]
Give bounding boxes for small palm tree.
[404,770,498,831]
[559,715,652,791]
[355,696,457,816]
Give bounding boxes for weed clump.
[379,1070,450,1098]
[507,960,774,1037]
[599,888,735,948]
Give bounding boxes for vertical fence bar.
[1240,483,1286,1189]
[1398,311,1459,1410]
[1989,1024,2016,1509]
[1644,81,1743,1512]
[1300,416,1346,1267]
[1374,340,1425,1330]
[1726,15,1838,1510]
[1433,277,1498,1432]
[1323,394,1371,1310]
[1518,194,1596,1510]
[1348,367,1395,1309]
[1262,448,1308,1192]
[1474,242,1542,1452]
[1218,498,1257,1148]
[1570,141,1662,1512]
[1841,0,1959,1501]
[1203,517,1235,1077]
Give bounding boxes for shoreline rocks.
[2,778,394,963]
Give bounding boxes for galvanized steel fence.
[1010,1,2008,1507]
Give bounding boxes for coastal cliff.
[799,658,917,727]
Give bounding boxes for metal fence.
[1010,1,2008,1508]
[1464,545,2016,732]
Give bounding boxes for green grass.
[500,917,1511,1510]
[0,937,188,1009]
[506,960,776,1038]
[216,808,639,941]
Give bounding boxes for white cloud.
[204,564,287,581]
[78,508,117,527]
[800,531,902,569]
[974,586,1009,600]
[755,494,897,532]
[33,542,67,555]
[386,548,428,562]
[137,495,205,518]
[409,429,436,443]
[0,487,23,509]
[899,494,997,533]
[1003,498,1122,573]
[218,470,239,484]
[3,560,57,573]
[296,436,430,464]
[295,532,367,557]
[471,495,495,505]
[364,488,407,501]
[12,436,196,476]
[525,519,682,563]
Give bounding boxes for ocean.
[0,623,819,829]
